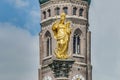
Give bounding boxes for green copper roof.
[39,0,49,4]
[83,0,91,5]
[39,0,91,5]
[89,0,91,5]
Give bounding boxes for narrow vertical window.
[73,7,77,15]
[73,29,81,54]
[45,31,52,57]
[43,11,46,19]
[50,38,52,55]
[48,9,51,17]
[73,35,76,53]
[47,38,50,56]
[79,8,84,16]
[63,7,68,14]
[55,7,60,15]
[77,35,80,54]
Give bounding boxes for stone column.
[87,31,92,80]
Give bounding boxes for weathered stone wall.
[39,0,92,80]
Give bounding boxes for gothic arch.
[63,7,68,14]
[73,7,77,15]
[73,28,81,54]
[47,9,51,17]
[44,31,52,57]
[45,30,51,38]
[54,7,60,15]
[73,28,82,35]
[43,11,46,19]
[79,8,84,16]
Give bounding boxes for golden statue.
[77,78,81,80]
[52,13,71,59]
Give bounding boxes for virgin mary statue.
[52,13,71,59]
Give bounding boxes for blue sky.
[0,0,40,80]
[0,0,40,35]
[0,0,120,80]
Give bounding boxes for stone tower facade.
[38,0,92,80]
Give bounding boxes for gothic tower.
[38,0,92,80]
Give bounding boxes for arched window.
[43,11,46,19]
[47,9,51,17]
[73,7,77,15]
[79,8,84,16]
[55,7,60,15]
[73,29,81,54]
[45,31,52,57]
[63,7,68,14]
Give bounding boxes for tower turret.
[38,0,92,80]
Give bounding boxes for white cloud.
[0,22,39,80]
[4,0,40,34]
[89,0,120,80]
[24,8,40,33]
[29,9,40,25]
[1,0,120,80]
[7,0,29,8]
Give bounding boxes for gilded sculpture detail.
[52,13,71,59]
